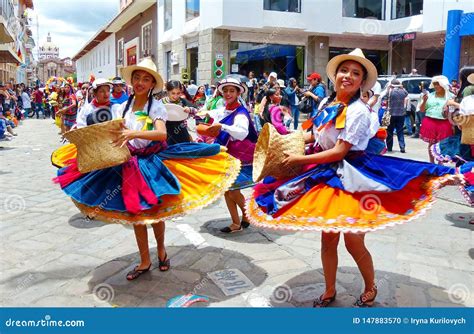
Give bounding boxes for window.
[117,38,124,65]
[263,0,301,13]
[164,0,172,31]
[186,0,200,21]
[392,0,423,19]
[141,21,153,56]
[343,0,385,20]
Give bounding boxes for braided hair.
[121,91,154,118]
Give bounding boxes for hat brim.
[467,73,474,85]
[326,54,378,93]
[121,65,163,94]
[217,82,248,95]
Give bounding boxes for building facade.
[0,0,35,85]
[157,0,474,85]
[73,0,157,82]
[36,34,75,84]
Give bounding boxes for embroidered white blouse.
[313,99,379,151]
[76,103,122,129]
[119,98,168,149]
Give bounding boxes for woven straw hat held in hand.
[64,119,131,173]
[253,123,305,182]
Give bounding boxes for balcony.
[0,0,16,43]
[0,42,22,64]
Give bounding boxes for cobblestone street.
[1,119,473,308]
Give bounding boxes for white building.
[157,0,474,84]
[74,31,116,83]
[38,32,59,60]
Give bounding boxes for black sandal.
[158,253,170,272]
[313,292,336,308]
[126,264,151,281]
[354,286,377,307]
[220,225,243,233]
[241,221,250,229]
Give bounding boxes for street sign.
[388,32,417,42]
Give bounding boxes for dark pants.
[414,111,425,136]
[290,105,299,130]
[386,115,406,151]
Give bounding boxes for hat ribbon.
[310,102,347,131]
[134,111,154,131]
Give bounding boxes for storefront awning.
[235,45,296,64]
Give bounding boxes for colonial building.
[0,0,35,84]
[36,33,75,83]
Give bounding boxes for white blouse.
[460,95,474,116]
[313,99,379,151]
[119,98,168,149]
[207,106,249,141]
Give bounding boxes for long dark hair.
[121,92,154,118]
[458,66,474,100]
[261,88,277,124]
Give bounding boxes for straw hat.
[467,73,474,85]
[164,103,188,121]
[121,57,164,93]
[217,78,248,95]
[64,119,131,173]
[92,78,113,91]
[326,48,378,93]
[252,123,305,182]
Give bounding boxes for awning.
[0,44,22,64]
[0,17,15,43]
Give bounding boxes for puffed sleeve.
[149,99,168,122]
[338,102,371,146]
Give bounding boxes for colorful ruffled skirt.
[246,152,463,233]
[54,142,241,224]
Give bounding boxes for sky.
[29,0,118,59]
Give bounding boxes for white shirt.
[460,95,474,116]
[119,98,168,149]
[370,81,382,113]
[76,103,122,129]
[207,106,249,141]
[313,99,379,151]
[21,92,31,109]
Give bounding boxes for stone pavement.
[0,119,472,308]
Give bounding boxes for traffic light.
[213,54,225,79]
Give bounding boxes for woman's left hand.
[282,151,302,168]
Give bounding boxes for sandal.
[313,292,336,308]
[158,253,170,272]
[241,221,250,229]
[220,225,243,233]
[126,264,151,281]
[354,286,377,307]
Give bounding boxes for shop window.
[164,0,172,31]
[342,0,385,20]
[186,0,200,21]
[392,0,423,19]
[263,0,301,13]
[141,21,153,57]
